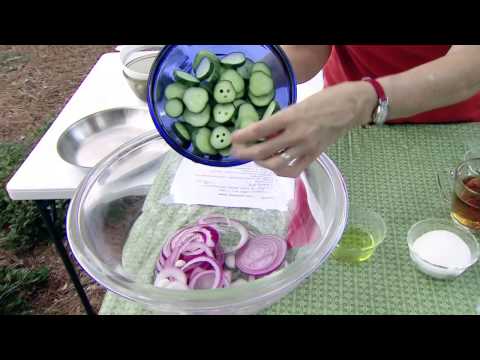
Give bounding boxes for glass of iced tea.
[438,158,480,231]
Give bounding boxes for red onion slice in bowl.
[189,269,232,289]
[155,266,188,285]
[235,235,287,276]
[197,215,249,254]
[181,256,223,288]
[189,270,217,289]
[182,242,215,258]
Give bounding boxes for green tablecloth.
[99,123,480,315]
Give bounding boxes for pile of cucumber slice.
[163,50,281,158]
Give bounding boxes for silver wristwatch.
[372,96,390,125]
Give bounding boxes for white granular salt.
[412,230,471,269]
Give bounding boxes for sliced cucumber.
[235,88,245,100]
[164,51,281,160]
[165,99,184,118]
[237,103,259,122]
[251,62,272,77]
[233,99,247,108]
[219,146,231,157]
[220,69,245,95]
[174,70,200,86]
[256,106,266,119]
[199,82,214,95]
[210,126,232,149]
[195,57,214,80]
[249,71,274,97]
[262,100,280,120]
[205,65,220,83]
[236,59,254,79]
[165,82,187,100]
[213,103,236,124]
[194,127,218,155]
[249,90,275,107]
[173,122,191,145]
[221,52,246,68]
[238,117,259,129]
[207,118,218,129]
[183,104,211,127]
[219,66,229,76]
[214,80,236,104]
[183,87,209,113]
[193,51,219,69]
[183,122,195,134]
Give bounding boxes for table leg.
[35,200,96,315]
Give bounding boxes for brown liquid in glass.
[451,176,480,230]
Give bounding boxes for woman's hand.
[231,81,378,178]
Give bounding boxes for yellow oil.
[332,226,376,263]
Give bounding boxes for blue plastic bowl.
[147,45,297,167]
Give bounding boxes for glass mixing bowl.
[67,131,348,314]
[147,45,297,167]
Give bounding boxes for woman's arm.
[281,45,332,83]
[379,45,480,119]
[231,45,480,178]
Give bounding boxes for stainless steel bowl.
[67,130,349,314]
[57,108,153,168]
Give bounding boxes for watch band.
[362,77,389,125]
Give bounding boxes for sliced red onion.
[190,266,208,279]
[162,226,193,259]
[165,281,189,290]
[155,267,187,284]
[158,253,166,266]
[162,225,202,258]
[155,260,163,273]
[197,215,249,254]
[182,242,215,257]
[181,256,222,288]
[189,269,230,289]
[223,270,232,284]
[235,235,287,276]
[154,277,171,288]
[166,239,201,267]
[231,279,247,287]
[225,254,236,269]
[203,226,220,245]
[170,225,219,250]
[170,230,205,253]
[174,259,186,268]
[189,270,218,289]
[214,242,225,266]
[222,276,231,288]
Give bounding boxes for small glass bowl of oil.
[332,207,387,263]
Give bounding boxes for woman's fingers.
[258,154,316,178]
[231,129,301,161]
[254,144,310,171]
[231,108,291,144]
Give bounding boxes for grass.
[0,119,67,314]
[0,120,67,253]
[0,266,49,314]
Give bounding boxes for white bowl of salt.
[407,219,479,280]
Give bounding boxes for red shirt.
[323,45,480,124]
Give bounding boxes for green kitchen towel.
[100,123,480,315]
